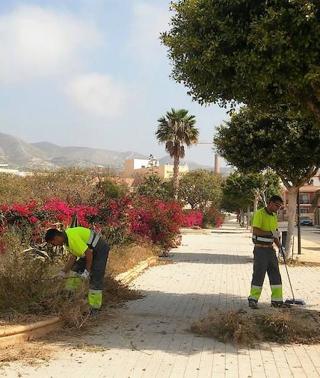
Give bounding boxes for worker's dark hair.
[268,195,283,204]
[45,228,63,242]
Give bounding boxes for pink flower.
[29,216,39,224]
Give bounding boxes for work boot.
[248,299,258,309]
[271,301,291,308]
[89,308,101,317]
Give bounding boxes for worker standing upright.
[45,227,109,313]
[248,195,290,309]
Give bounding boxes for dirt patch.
[0,341,55,365]
[281,259,320,267]
[191,308,320,347]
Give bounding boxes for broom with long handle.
[279,246,306,306]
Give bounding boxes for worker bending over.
[45,227,109,313]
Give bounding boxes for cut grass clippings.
[191,308,320,347]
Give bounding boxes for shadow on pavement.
[173,252,253,265]
[51,291,258,355]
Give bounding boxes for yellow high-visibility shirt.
[65,227,90,257]
[252,208,278,232]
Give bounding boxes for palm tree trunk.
[285,186,298,258]
[173,154,180,199]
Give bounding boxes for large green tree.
[179,169,223,211]
[214,107,320,254]
[136,174,173,200]
[162,1,320,122]
[156,108,199,197]
[222,171,280,226]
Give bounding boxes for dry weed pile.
[0,232,143,329]
[59,277,142,329]
[191,308,320,346]
[0,232,64,316]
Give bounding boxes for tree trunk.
[240,209,244,227]
[246,205,251,229]
[253,196,259,213]
[306,98,320,125]
[173,154,180,199]
[285,186,298,258]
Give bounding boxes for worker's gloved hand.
[80,269,90,280]
[272,230,280,239]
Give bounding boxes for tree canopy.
[222,170,280,213]
[214,107,320,188]
[136,174,173,200]
[179,169,223,211]
[214,106,320,253]
[162,1,320,121]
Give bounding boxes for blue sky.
[0,0,228,166]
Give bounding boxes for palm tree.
[156,108,199,198]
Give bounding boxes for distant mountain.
[0,132,230,173]
[0,132,147,170]
[0,132,51,168]
[32,142,146,169]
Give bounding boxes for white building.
[0,164,31,177]
[310,170,320,186]
[123,158,159,176]
[123,158,189,180]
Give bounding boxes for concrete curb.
[0,317,62,347]
[115,256,158,285]
[0,256,158,348]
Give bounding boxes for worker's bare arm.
[63,255,77,273]
[84,249,93,272]
[274,237,281,249]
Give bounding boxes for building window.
[299,193,310,204]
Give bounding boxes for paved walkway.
[279,221,320,263]
[3,221,320,377]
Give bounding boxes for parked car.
[299,216,314,226]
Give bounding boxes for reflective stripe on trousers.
[249,246,282,302]
[249,285,262,301]
[271,284,283,302]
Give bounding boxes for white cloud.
[0,5,100,84]
[129,2,170,59]
[66,73,127,119]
